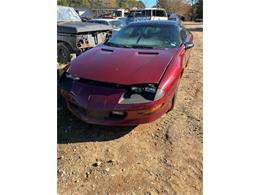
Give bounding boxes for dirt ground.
[57,22,203,195]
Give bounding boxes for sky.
[142,0,157,8]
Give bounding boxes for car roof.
[130,8,166,11]
[128,20,180,27]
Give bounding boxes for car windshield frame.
[105,23,181,49]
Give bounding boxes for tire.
[168,78,181,112]
[167,93,177,112]
[57,42,71,64]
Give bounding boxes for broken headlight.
[131,84,157,93]
[119,84,165,104]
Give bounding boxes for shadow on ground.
[187,27,203,32]
[57,99,135,144]
[183,22,203,26]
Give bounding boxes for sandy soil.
[57,22,203,195]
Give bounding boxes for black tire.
[168,93,177,112]
[57,42,71,64]
[168,78,181,112]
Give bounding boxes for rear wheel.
[57,42,71,64]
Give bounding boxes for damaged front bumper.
[59,74,169,126]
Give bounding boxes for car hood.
[68,45,178,85]
[57,21,112,34]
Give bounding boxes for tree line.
[192,0,202,19]
[57,0,145,9]
[156,0,202,20]
[57,0,202,20]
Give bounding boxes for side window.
[135,10,145,17]
[181,29,187,42]
[145,10,151,17]
[154,10,166,17]
[128,11,135,17]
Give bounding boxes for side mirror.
[81,17,88,22]
[184,42,194,49]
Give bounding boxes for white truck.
[112,9,129,19]
[126,8,168,25]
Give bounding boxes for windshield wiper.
[131,45,164,49]
[105,42,163,49]
[105,42,131,48]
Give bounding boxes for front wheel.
[168,78,181,112]
[57,43,71,64]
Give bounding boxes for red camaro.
[59,21,194,126]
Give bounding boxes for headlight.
[154,88,165,100]
[144,84,157,93]
[131,86,143,93]
[65,72,80,81]
[119,84,164,104]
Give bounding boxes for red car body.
[59,21,193,126]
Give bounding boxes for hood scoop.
[138,51,159,55]
[101,48,114,52]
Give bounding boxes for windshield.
[57,6,81,22]
[109,20,123,29]
[106,24,180,49]
[128,10,151,18]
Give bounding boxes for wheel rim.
[59,49,67,59]
[58,47,69,63]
